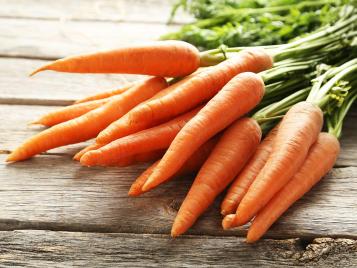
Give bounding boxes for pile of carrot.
[7,34,357,242]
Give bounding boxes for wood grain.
[0,104,356,166]
[0,153,356,238]
[0,18,178,59]
[0,0,192,24]
[1,231,356,267]
[0,58,143,104]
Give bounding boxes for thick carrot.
[74,83,132,104]
[246,133,340,242]
[33,97,113,127]
[142,72,265,192]
[30,41,200,77]
[171,118,262,237]
[95,48,273,144]
[6,77,167,162]
[220,124,279,215]
[73,143,102,161]
[114,150,165,167]
[80,106,203,167]
[128,138,218,197]
[231,101,323,227]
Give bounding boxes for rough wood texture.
[0,58,143,104]
[0,18,178,59]
[0,0,192,24]
[0,153,356,238]
[0,104,356,165]
[1,231,357,267]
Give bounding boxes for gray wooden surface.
[0,0,356,266]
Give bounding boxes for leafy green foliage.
[164,0,352,50]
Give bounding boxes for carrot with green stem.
[80,106,203,167]
[245,132,340,243]
[6,77,167,162]
[129,137,218,197]
[96,48,273,144]
[30,41,200,77]
[74,83,132,104]
[171,118,262,237]
[142,72,265,192]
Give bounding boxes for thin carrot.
[246,133,340,242]
[6,77,167,162]
[114,150,165,167]
[80,106,203,167]
[30,41,200,77]
[74,83,132,104]
[142,72,265,192]
[230,101,323,227]
[95,48,273,144]
[73,143,102,161]
[128,137,218,197]
[220,124,279,215]
[171,118,262,237]
[33,97,112,127]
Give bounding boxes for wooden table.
[0,1,356,266]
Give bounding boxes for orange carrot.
[142,72,265,192]
[75,83,132,104]
[128,138,218,197]
[230,101,323,227]
[30,41,200,77]
[33,98,113,127]
[80,106,203,167]
[95,48,273,144]
[73,143,102,161]
[6,77,167,162]
[220,124,279,215]
[171,118,262,237]
[246,133,340,242]
[114,150,165,167]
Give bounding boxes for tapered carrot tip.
[222,214,235,230]
[29,66,47,76]
[246,232,259,244]
[141,179,155,192]
[79,151,98,166]
[128,185,142,197]
[73,152,82,161]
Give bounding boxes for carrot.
[128,138,218,197]
[30,41,200,77]
[6,77,167,162]
[95,48,273,144]
[114,150,165,167]
[32,98,113,127]
[171,118,262,237]
[246,133,340,242]
[230,101,323,227]
[80,106,203,167]
[74,83,132,104]
[220,124,279,215]
[142,72,265,192]
[73,143,102,161]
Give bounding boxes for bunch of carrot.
[7,7,357,242]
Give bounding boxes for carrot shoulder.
[246,133,340,242]
[96,48,273,144]
[30,41,200,77]
[74,83,132,104]
[142,72,265,192]
[232,101,323,226]
[80,106,202,167]
[221,124,279,215]
[171,118,262,237]
[128,137,218,197]
[6,77,167,162]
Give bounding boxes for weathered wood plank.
[0,0,192,24]
[0,18,178,59]
[0,58,143,104]
[1,231,356,267]
[0,153,356,238]
[1,104,355,165]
